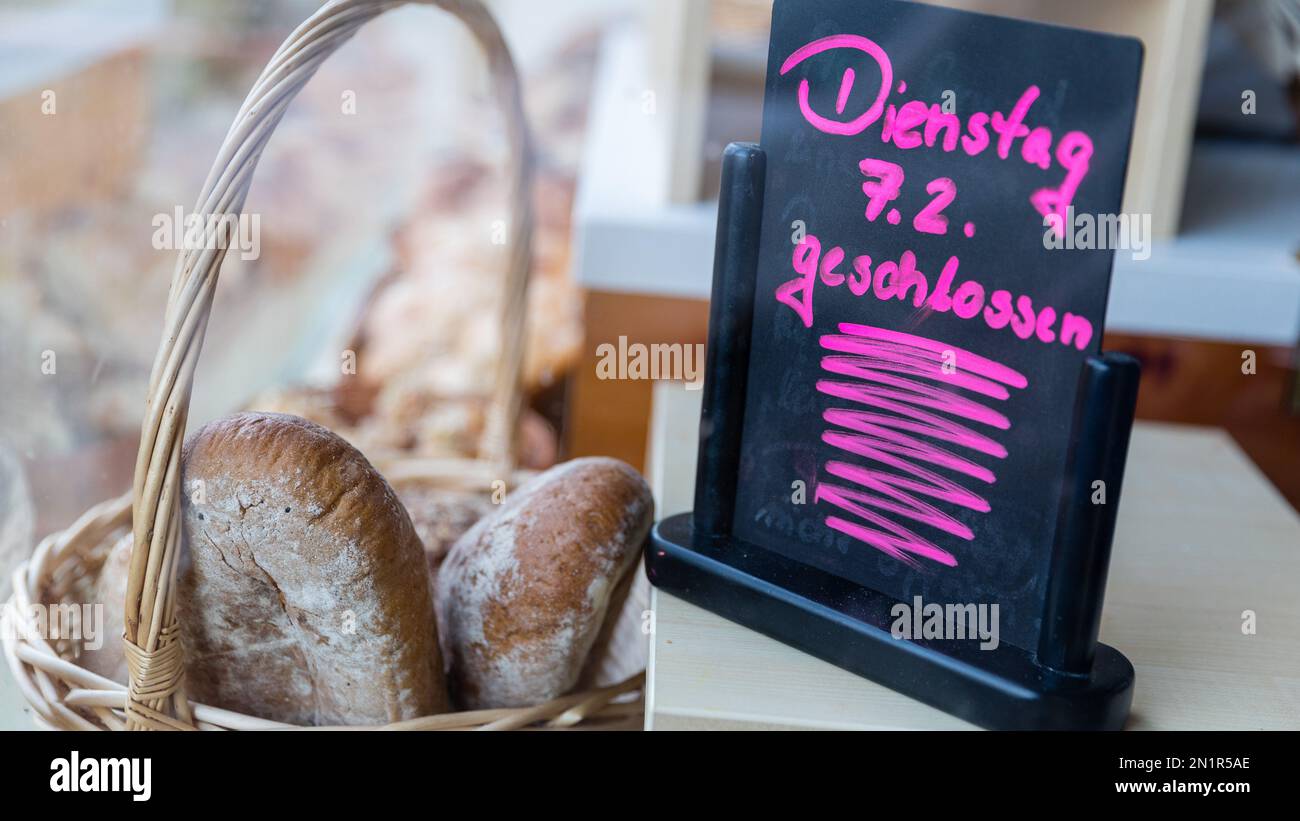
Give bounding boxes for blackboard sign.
[647,0,1146,729]
[732,0,1142,652]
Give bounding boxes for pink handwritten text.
[779,34,1094,228]
[776,228,1095,350]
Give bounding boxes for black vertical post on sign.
[693,143,765,542]
[1038,353,1141,675]
[646,141,1142,731]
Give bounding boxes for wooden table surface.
[643,382,1300,730]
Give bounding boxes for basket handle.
[123,0,534,730]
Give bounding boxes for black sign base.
[646,143,1140,731]
[648,514,1135,730]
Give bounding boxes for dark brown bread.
[177,412,448,725]
[435,457,653,709]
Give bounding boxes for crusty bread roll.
[435,457,653,709]
[177,412,449,725]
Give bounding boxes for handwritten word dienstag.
[781,34,1091,226]
[778,230,1094,350]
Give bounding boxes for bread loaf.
[177,412,448,725]
[435,457,653,709]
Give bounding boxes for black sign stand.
[646,143,1141,730]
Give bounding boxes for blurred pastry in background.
[246,383,559,470]
[0,443,36,601]
[392,482,493,589]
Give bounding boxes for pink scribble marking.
[836,323,1028,388]
[814,323,1028,569]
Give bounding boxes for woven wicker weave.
[1,0,643,731]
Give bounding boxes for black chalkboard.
[647,0,1145,729]
[728,0,1143,652]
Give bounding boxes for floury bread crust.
[177,412,449,725]
[436,457,654,709]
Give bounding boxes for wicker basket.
[1,0,644,731]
